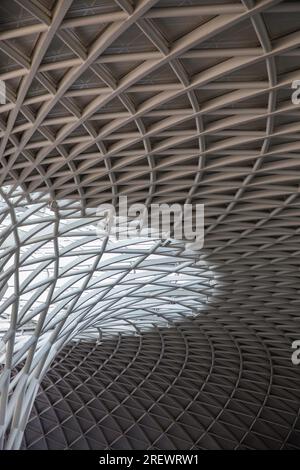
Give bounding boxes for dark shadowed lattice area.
[1,0,300,450]
[22,314,300,450]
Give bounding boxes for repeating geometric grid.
[0,0,299,452]
[0,184,216,449]
[0,0,300,221]
[22,315,300,450]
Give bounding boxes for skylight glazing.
[0,185,217,449]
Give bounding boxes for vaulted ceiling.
[0,0,300,451]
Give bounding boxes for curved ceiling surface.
[0,0,299,451]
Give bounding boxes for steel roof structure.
[0,0,300,450]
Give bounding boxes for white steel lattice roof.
[0,186,216,346]
[0,0,300,451]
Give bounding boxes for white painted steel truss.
[0,0,300,450]
[0,185,216,449]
